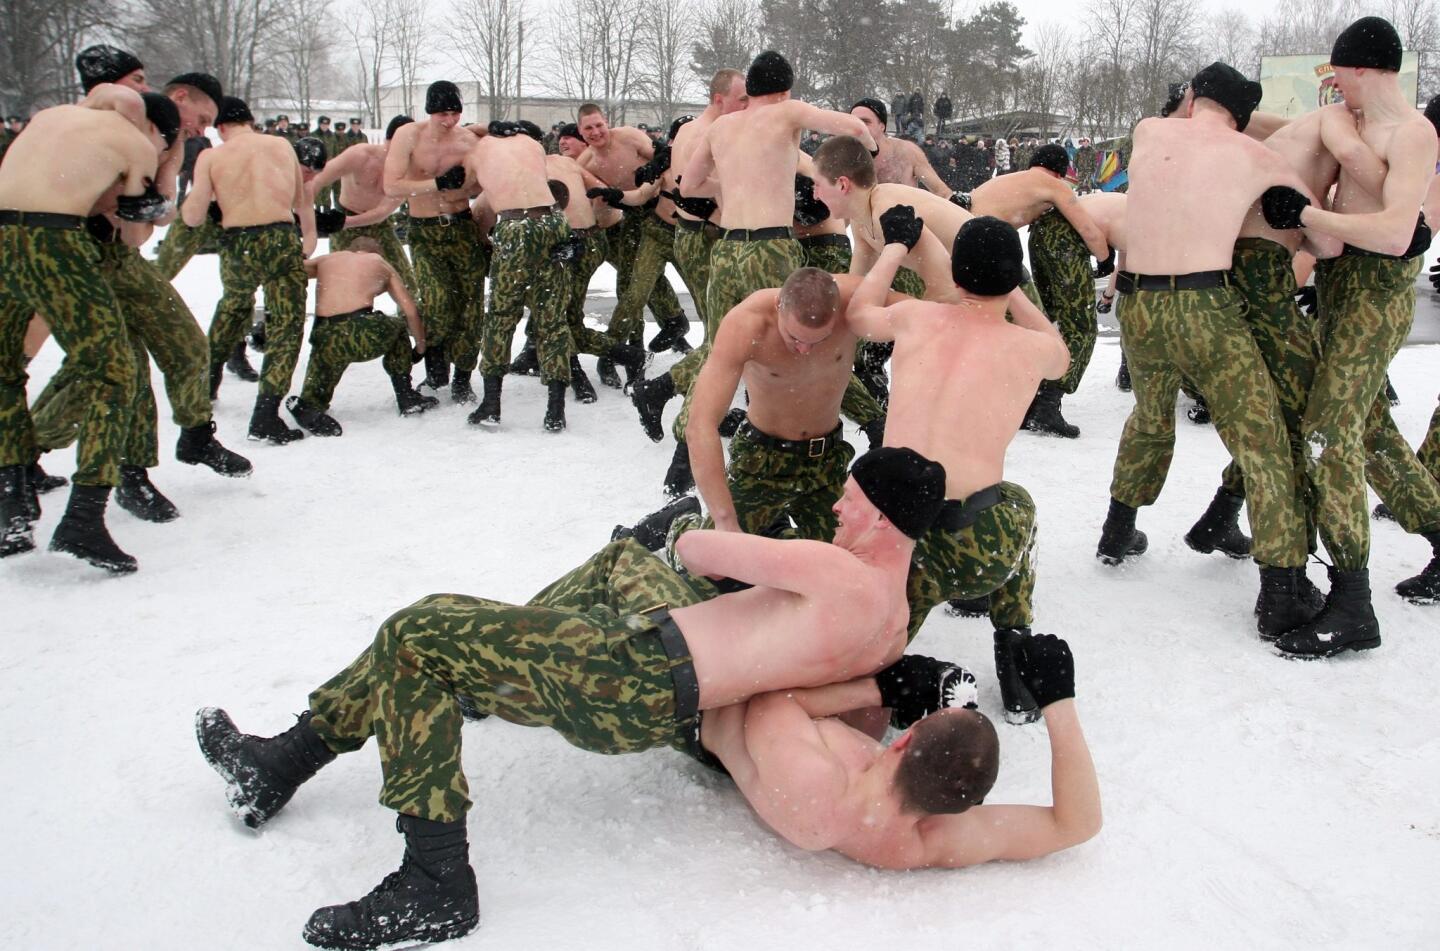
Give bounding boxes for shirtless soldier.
[196,448,973,949]
[0,87,175,572]
[383,81,486,398]
[185,96,317,444]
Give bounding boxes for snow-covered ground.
[3,232,1439,950]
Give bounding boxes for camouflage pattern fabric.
[1073,146,1097,191]
[892,266,926,299]
[300,310,414,411]
[1310,254,1439,564]
[552,229,614,358]
[907,482,1036,638]
[605,215,689,346]
[0,224,133,485]
[330,213,417,293]
[1418,399,1440,482]
[1110,286,1307,567]
[153,216,221,281]
[407,217,489,368]
[475,212,570,383]
[209,226,308,398]
[1028,209,1096,393]
[608,209,684,336]
[802,238,852,276]
[673,223,719,333]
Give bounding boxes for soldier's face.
[717,77,748,115]
[432,110,461,131]
[116,69,148,93]
[171,89,216,135]
[558,136,585,158]
[777,311,834,355]
[579,113,609,147]
[851,107,885,141]
[810,174,851,216]
[831,478,881,548]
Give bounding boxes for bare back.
[1239,109,1336,249]
[0,106,154,215]
[970,168,1066,227]
[207,131,302,227]
[705,102,807,229]
[856,184,972,300]
[337,144,390,212]
[464,134,554,212]
[545,155,597,229]
[1078,192,1129,251]
[312,251,391,316]
[670,114,720,222]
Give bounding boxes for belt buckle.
[807,436,825,458]
[438,214,452,228]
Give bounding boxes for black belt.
[641,606,699,722]
[932,485,1004,533]
[336,203,357,216]
[223,221,297,236]
[675,217,720,235]
[799,233,850,249]
[721,226,793,242]
[0,210,87,230]
[1116,270,1231,294]
[735,421,843,457]
[570,226,596,237]
[314,307,381,323]
[496,205,559,221]
[407,212,471,228]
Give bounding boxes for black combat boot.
[177,422,253,476]
[1184,488,1251,559]
[115,465,180,523]
[1116,353,1132,392]
[249,394,305,445]
[1275,569,1381,657]
[611,495,701,551]
[18,462,42,522]
[993,627,1041,725]
[226,339,260,382]
[647,312,691,354]
[209,361,223,400]
[1096,498,1148,565]
[596,356,622,389]
[663,440,695,498]
[1373,503,1396,522]
[286,396,343,437]
[248,318,267,352]
[1186,394,1211,424]
[543,381,567,432]
[1024,381,1080,438]
[944,596,989,618]
[1256,566,1323,641]
[468,375,503,426]
[450,370,476,404]
[720,407,749,439]
[422,345,450,390]
[302,814,479,950]
[27,460,67,494]
[569,357,597,404]
[391,373,439,416]
[632,372,676,443]
[509,337,540,376]
[0,465,35,557]
[1383,374,1399,407]
[49,484,137,574]
[608,342,650,390]
[1395,530,1440,605]
[195,708,338,829]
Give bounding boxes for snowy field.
[3,230,1439,950]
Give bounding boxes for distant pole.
[516,18,524,119]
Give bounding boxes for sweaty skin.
[306,142,402,228]
[305,249,425,349]
[969,167,1111,259]
[462,133,554,212]
[851,105,949,194]
[382,113,484,216]
[184,124,316,256]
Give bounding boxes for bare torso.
[390,120,481,216]
[1078,192,1129,251]
[312,251,390,316]
[545,155,597,229]
[337,144,390,213]
[970,168,1065,228]
[464,134,554,212]
[670,114,720,222]
[706,104,804,229]
[856,184,971,301]
[579,127,650,190]
[0,105,152,215]
[1331,107,1414,215]
[873,137,928,188]
[1238,109,1337,251]
[206,131,300,227]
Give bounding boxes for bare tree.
[1083,0,1135,135]
[633,0,699,125]
[455,0,528,121]
[546,0,646,121]
[345,0,395,125]
[1257,0,1360,56]
[388,0,431,116]
[1129,0,1202,121]
[1204,9,1260,76]
[274,0,336,122]
[129,0,286,100]
[1019,20,1069,126]
[690,0,762,85]
[0,0,116,113]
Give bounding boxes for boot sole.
[1276,635,1382,659]
[1183,534,1250,560]
[116,498,181,523]
[302,910,480,950]
[49,538,138,574]
[248,432,305,445]
[194,708,268,829]
[177,455,254,478]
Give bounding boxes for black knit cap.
[1425,95,1440,136]
[216,96,253,127]
[1029,143,1069,176]
[167,72,224,107]
[951,216,1025,297]
[385,114,413,140]
[1331,16,1403,72]
[1189,61,1262,132]
[517,119,543,141]
[667,114,694,142]
[849,448,947,539]
[425,80,463,114]
[140,92,181,149]
[293,136,328,171]
[558,122,582,141]
[76,44,144,92]
[1161,82,1188,117]
[852,97,888,127]
[746,51,793,97]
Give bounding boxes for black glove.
[633,144,670,186]
[869,144,880,158]
[207,200,224,225]
[85,214,117,244]
[549,236,583,265]
[860,416,885,451]
[879,204,923,250]
[1096,293,1114,314]
[874,654,979,730]
[666,189,718,220]
[435,165,466,191]
[314,207,346,237]
[586,186,626,209]
[410,345,425,364]
[1294,285,1318,317]
[1095,246,1116,277]
[487,120,520,137]
[1428,262,1440,292]
[115,183,169,223]
[793,174,831,227]
[1261,185,1309,230]
[1013,632,1075,709]
[948,191,971,210]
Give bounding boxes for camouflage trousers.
[300,310,413,411]
[892,266,926,299]
[1418,399,1440,483]
[606,215,689,346]
[1217,239,1320,549]
[1110,285,1306,567]
[0,224,133,486]
[666,425,854,564]
[553,229,615,359]
[153,216,221,281]
[408,217,489,368]
[907,482,1036,639]
[330,210,417,293]
[210,225,308,398]
[607,209,685,340]
[801,234,852,275]
[673,220,720,333]
[1028,209,1095,393]
[1311,254,1440,565]
[32,242,210,469]
[306,538,708,823]
[475,212,570,383]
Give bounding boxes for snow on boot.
[1395,531,1440,605]
[1184,488,1251,559]
[450,370,476,405]
[286,396,343,437]
[663,440,695,498]
[391,373,439,416]
[195,708,337,829]
[1372,503,1396,522]
[944,596,989,618]
[596,356,622,389]
[27,460,67,494]
[543,381,567,432]
[0,465,35,557]
[226,339,259,382]
[1023,381,1079,438]
[422,345,450,390]
[248,394,305,445]
[612,495,701,551]
[609,342,650,390]
[993,627,1041,725]
[569,357,597,404]
[468,375,503,427]
[115,465,179,523]
[1186,394,1212,424]
[1275,569,1381,657]
[302,814,479,950]
[1256,566,1322,641]
[49,484,137,574]
[176,422,253,477]
[1116,353,1132,392]
[1096,498,1147,566]
[632,372,676,443]
[509,337,540,376]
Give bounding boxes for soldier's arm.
[150,140,187,225]
[306,147,355,203]
[343,196,403,229]
[1296,123,1436,256]
[181,150,214,227]
[685,305,758,533]
[787,101,876,153]
[674,530,850,594]
[619,179,663,206]
[293,161,317,257]
[384,262,425,351]
[678,129,719,198]
[1319,105,1387,201]
[1008,289,1070,380]
[1051,182,1111,260]
[82,84,146,129]
[905,141,950,195]
[846,243,904,341]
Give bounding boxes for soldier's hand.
[1096,292,1114,315]
[314,208,346,237]
[586,186,625,209]
[435,165,466,191]
[1294,285,1318,317]
[1013,632,1075,709]
[1429,262,1440,293]
[879,204,923,250]
[1095,246,1116,277]
[1261,186,1309,230]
